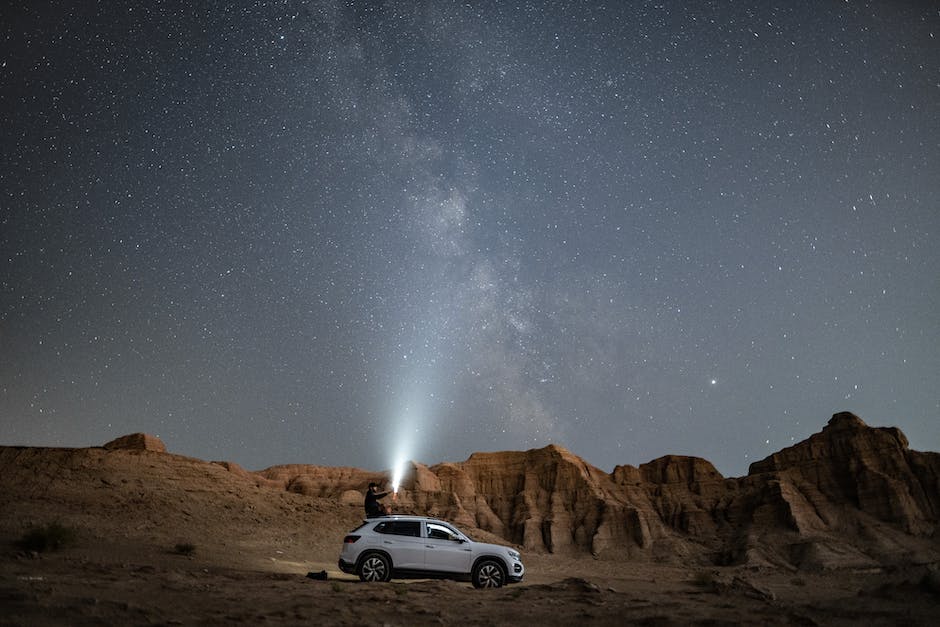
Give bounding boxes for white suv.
[338,515,525,588]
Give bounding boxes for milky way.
[2,2,938,475]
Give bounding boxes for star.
[0,1,936,477]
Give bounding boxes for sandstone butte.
[2,412,938,572]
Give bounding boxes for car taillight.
[343,535,360,544]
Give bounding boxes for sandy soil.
[3,532,938,625]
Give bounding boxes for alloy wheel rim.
[363,557,386,581]
[479,564,503,587]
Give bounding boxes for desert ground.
[1,441,938,625]
[3,531,938,626]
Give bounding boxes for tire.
[357,552,392,582]
[471,559,506,589]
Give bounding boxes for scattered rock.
[557,578,602,593]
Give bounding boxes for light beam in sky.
[389,413,416,494]
[388,388,427,494]
[391,454,406,494]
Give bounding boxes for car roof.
[362,515,449,524]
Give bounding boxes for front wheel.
[357,552,391,582]
[471,559,506,589]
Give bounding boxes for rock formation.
[747,412,939,535]
[2,412,937,572]
[259,412,940,570]
[103,433,167,453]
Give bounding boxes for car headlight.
[507,550,520,560]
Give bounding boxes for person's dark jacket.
[364,488,389,517]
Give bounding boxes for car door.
[373,521,424,569]
[422,521,472,574]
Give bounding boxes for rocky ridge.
[258,412,940,569]
[2,412,937,572]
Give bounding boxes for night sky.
[2,2,938,477]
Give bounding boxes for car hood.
[469,540,515,555]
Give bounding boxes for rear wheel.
[471,559,506,589]
[357,552,392,582]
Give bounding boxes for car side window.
[375,521,420,537]
[426,522,458,541]
[396,521,421,537]
[374,522,391,534]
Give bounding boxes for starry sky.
[2,1,938,477]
